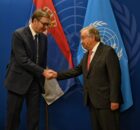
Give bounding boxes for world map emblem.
[81,21,123,60]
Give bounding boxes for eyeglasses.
[39,20,50,27]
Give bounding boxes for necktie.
[87,51,93,70]
[34,34,39,64]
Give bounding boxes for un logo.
[91,21,123,60]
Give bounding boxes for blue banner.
[2,0,140,129]
[77,0,133,111]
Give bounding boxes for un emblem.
[91,21,123,60]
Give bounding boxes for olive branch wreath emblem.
[111,0,140,74]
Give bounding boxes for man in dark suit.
[5,9,51,130]
[46,26,121,130]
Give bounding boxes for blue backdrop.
[0,0,140,130]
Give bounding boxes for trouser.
[6,81,40,130]
[89,101,120,130]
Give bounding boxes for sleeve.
[106,47,121,103]
[57,58,84,80]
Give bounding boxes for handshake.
[43,69,58,79]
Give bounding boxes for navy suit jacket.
[5,26,47,95]
[57,43,121,108]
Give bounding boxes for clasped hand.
[43,69,57,79]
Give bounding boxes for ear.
[33,18,38,24]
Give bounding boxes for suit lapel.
[83,52,89,75]
[21,26,46,65]
[23,26,35,55]
[87,43,104,75]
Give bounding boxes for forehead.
[81,29,89,36]
[39,16,49,22]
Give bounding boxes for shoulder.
[15,26,28,34]
[13,26,30,39]
[13,26,28,37]
[100,42,115,52]
[99,42,117,58]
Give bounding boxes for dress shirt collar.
[29,24,37,39]
[91,42,100,53]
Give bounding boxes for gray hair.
[80,25,100,41]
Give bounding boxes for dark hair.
[31,9,50,22]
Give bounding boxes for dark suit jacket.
[57,42,121,108]
[5,26,47,95]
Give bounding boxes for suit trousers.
[6,80,40,130]
[89,100,120,130]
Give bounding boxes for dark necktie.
[87,51,93,70]
[34,34,39,64]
